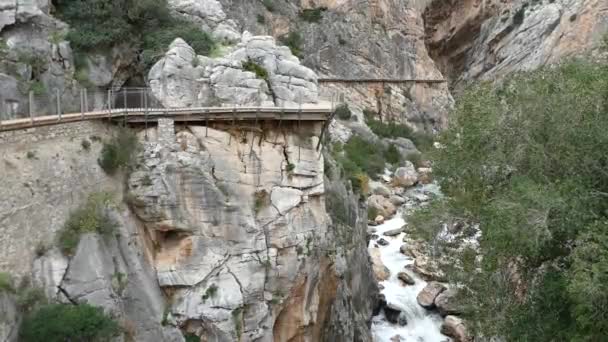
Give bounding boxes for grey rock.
[31,248,69,300]
[397,272,415,286]
[384,304,402,324]
[383,226,406,237]
[0,292,18,342]
[416,281,447,309]
[370,181,391,197]
[394,162,419,188]
[377,238,390,246]
[389,195,406,206]
[441,315,470,342]
[435,288,463,317]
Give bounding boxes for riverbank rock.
[435,288,463,316]
[370,248,390,281]
[367,195,397,218]
[399,243,424,259]
[389,195,406,206]
[377,238,390,246]
[409,256,446,281]
[375,216,385,225]
[416,282,447,309]
[393,162,419,187]
[383,226,406,237]
[370,181,391,197]
[440,315,470,342]
[397,272,415,286]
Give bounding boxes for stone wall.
[0,120,121,278]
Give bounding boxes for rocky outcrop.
[416,281,446,309]
[435,288,463,317]
[0,292,18,342]
[168,0,241,43]
[441,315,471,342]
[149,34,319,108]
[393,162,419,188]
[424,0,608,86]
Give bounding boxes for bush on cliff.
[98,127,139,175]
[411,60,608,340]
[19,303,120,342]
[57,192,118,255]
[55,0,216,69]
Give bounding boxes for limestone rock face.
[148,35,320,108]
[0,292,18,342]
[124,119,344,341]
[168,0,241,43]
[424,0,608,85]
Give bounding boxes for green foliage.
[384,144,401,165]
[367,206,379,221]
[55,0,215,69]
[98,127,139,175]
[111,272,128,296]
[202,284,218,301]
[261,0,274,12]
[299,7,327,23]
[17,287,47,313]
[0,272,13,293]
[81,139,91,151]
[184,333,200,342]
[286,163,295,172]
[26,151,36,159]
[280,31,303,58]
[141,20,216,69]
[29,81,46,95]
[256,14,266,24]
[232,307,243,337]
[253,190,269,214]
[513,6,526,26]
[242,60,269,80]
[18,51,47,77]
[57,192,117,255]
[335,103,351,120]
[19,303,120,342]
[367,119,434,151]
[342,135,386,177]
[412,60,608,340]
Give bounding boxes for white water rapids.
[369,205,449,342]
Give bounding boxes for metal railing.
[0,87,338,131]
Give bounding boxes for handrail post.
[56,89,62,121]
[107,89,112,118]
[205,108,209,137]
[83,88,88,113]
[80,89,84,119]
[144,89,148,140]
[29,91,34,125]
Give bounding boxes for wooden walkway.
[0,105,334,132]
[317,78,446,84]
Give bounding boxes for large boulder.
[440,315,470,342]
[167,0,240,43]
[397,272,415,286]
[416,281,446,309]
[367,195,397,218]
[370,247,390,281]
[435,288,463,316]
[149,34,320,108]
[393,162,419,188]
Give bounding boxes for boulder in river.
[377,238,390,246]
[367,195,397,218]
[397,272,415,285]
[398,312,408,326]
[370,248,390,281]
[393,162,419,187]
[440,315,471,342]
[383,225,406,236]
[373,293,388,316]
[375,215,385,225]
[416,281,447,309]
[435,288,463,316]
[384,303,402,324]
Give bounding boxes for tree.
[20,303,120,342]
[411,60,608,339]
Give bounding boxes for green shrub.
[57,192,117,255]
[335,104,351,120]
[17,287,47,313]
[367,206,379,221]
[513,6,526,26]
[342,135,386,177]
[184,333,200,342]
[19,303,120,342]
[299,7,327,23]
[261,0,274,12]
[141,20,216,69]
[202,284,218,301]
[257,14,265,24]
[29,81,46,95]
[367,119,434,151]
[280,31,303,58]
[384,144,401,165]
[81,139,91,151]
[242,60,269,80]
[253,190,269,214]
[98,127,139,175]
[0,272,13,293]
[26,151,36,159]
